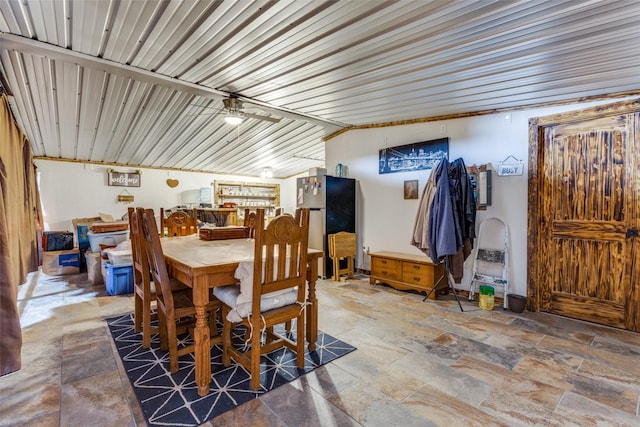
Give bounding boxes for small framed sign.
[497,163,524,176]
[108,171,141,187]
[497,155,524,176]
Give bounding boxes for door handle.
[626,228,638,238]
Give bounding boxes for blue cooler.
[104,262,134,295]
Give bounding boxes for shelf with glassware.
[214,181,280,225]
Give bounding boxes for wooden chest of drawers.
[369,251,445,299]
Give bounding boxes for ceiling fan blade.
[189,103,219,110]
[186,111,223,117]
[244,112,282,123]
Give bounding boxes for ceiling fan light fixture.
[224,114,243,125]
[261,167,273,178]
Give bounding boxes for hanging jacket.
[411,161,440,256]
[449,157,477,281]
[449,158,476,244]
[428,159,460,262]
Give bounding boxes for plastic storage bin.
[87,230,130,253]
[104,262,134,295]
[107,250,133,266]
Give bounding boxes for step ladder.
[469,217,510,309]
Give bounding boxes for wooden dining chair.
[129,207,192,348]
[129,206,157,348]
[139,208,221,373]
[160,208,199,237]
[243,208,257,238]
[217,208,310,390]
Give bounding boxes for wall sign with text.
[497,155,524,176]
[108,171,141,187]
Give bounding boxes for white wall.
[324,99,625,296]
[36,97,628,297]
[35,160,288,234]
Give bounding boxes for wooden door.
[529,100,640,332]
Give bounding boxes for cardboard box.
[101,259,107,284]
[104,262,134,295]
[85,251,103,285]
[308,167,327,176]
[42,249,80,276]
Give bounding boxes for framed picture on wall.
[379,137,448,174]
[107,171,141,187]
[404,180,419,199]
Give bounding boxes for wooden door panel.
[551,239,626,302]
[550,293,625,329]
[540,114,636,329]
[552,220,626,241]
[530,100,640,333]
[550,127,626,222]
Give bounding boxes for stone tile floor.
[1,270,640,426]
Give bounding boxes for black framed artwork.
[379,137,448,174]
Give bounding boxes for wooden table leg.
[193,279,211,396]
[306,257,319,351]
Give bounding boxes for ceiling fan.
[190,96,282,125]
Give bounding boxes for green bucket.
[479,285,495,310]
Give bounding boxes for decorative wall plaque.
[497,155,524,176]
[108,171,141,187]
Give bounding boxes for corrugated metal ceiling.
[1,0,640,178]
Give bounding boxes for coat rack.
[423,257,464,311]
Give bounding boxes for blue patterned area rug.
[107,313,356,427]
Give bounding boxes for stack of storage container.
[73,216,134,295]
[103,249,134,295]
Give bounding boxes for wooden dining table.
[160,235,323,396]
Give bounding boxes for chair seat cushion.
[213,285,298,323]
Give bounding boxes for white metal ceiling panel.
[2,0,640,178]
[130,1,215,71]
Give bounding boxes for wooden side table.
[369,251,445,299]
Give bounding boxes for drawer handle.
[381,260,387,264]
[413,265,420,269]
[382,270,388,275]
[413,276,420,282]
